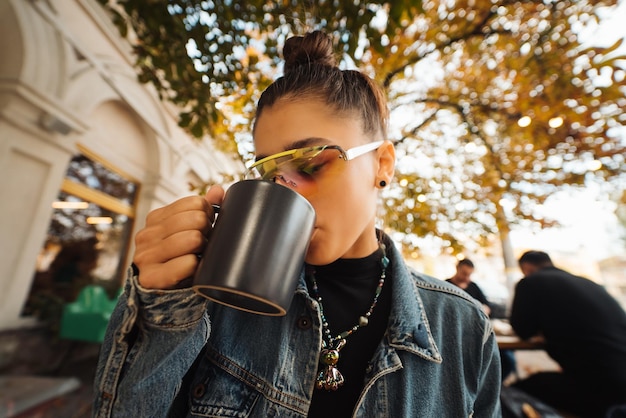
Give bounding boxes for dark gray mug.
[193,180,316,316]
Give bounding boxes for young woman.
[93,30,501,417]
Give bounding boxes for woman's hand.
[133,185,225,289]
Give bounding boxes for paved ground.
[0,328,98,418]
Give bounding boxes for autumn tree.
[99,0,626,276]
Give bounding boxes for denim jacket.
[93,237,502,417]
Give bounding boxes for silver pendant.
[315,339,346,391]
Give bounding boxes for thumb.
[205,184,225,208]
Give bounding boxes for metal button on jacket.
[297,316,312,330]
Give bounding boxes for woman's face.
[253,98,391,265]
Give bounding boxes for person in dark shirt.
[447,258,517,382]
[446,258,491,315]
[510,250,626,418]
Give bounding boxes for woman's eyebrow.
[287,137,330,150]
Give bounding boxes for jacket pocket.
[188,358,260,417]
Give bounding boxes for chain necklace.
[306,243,390,391]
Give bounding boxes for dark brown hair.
[254,31,388,141]
[457,258,474,269]
[518,251,553,268]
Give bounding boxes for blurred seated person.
[446,258,516,382]
[447,258,491,316]
[510,250,626,418]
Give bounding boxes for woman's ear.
[376,140,395,186]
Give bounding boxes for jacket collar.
[294,233,442,364]
[384,237,442,363]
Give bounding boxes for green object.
[59,285,121,343]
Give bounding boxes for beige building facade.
[0,0,242,331]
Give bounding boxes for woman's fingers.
[134,229,207,289]
[137,253,201,290]
[133,190,224,290]
[146,195,213,226]
[137,208,212,245]
[204,184,225,208]
[134,229,206,267]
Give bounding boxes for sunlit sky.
[509,0,626,262]
[509,186,622,261]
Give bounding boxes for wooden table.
[492,319,545,350]
[496,335,545,350]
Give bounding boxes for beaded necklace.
[306,243,390,391]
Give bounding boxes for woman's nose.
[273,174,298,189]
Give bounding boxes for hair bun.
[282,30,337,73]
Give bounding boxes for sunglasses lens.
[246,147,343,194]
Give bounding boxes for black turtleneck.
[306,247,393,417]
